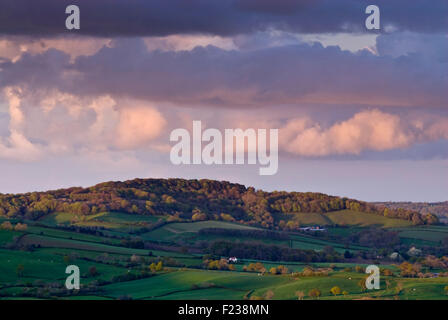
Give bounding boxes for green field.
[142,221,260,243]
[395,226,448,242]
[289,233,368,253]
[325,210,413,227]
[39,212,165,231]
[102,270,290,299]
[0,248,125,284]
[0,211,447,300]
[285,210,413,228]
[0,230,21,246]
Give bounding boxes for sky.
[0,0,447,201]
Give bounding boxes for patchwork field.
[285,210,413,228]
[0,210,447,300]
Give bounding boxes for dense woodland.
[0,178,439,230]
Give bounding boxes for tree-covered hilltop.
[0,178,439,228]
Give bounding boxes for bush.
[0,221,13,230]
[88,266,98,277]
[14,223,28,231]
[308,288,321,299]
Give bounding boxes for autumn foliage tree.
[308,288,321,299]
[330,286,342,296]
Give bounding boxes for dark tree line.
[198,228,289,240]
[349,228,400,248]
[207,240,342,262]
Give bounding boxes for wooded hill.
[0,178,439,229]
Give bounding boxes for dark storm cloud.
[0,49,70,90]
[0,0,446,37]
[1,37,446,109]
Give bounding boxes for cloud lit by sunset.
[0,0,446,201]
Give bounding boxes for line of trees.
[198,228,289,240]
[206,240,342,262]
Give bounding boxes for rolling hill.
[0,178,447,300]
[0,178,439,232]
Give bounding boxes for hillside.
[0,179,447,300]
[375,202,448,223]
[0,178,439,230]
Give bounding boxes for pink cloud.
[280,109,448,156]
[116,104,167,149]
